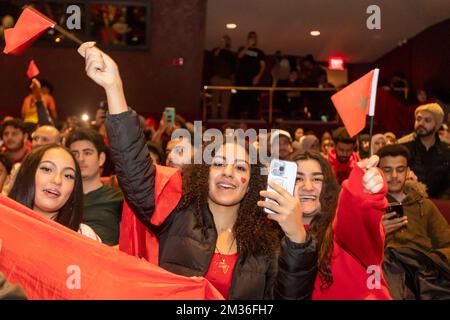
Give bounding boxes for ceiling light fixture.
[226,23,237,29]
[310,30,320,36]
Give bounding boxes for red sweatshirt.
[312,166,392,300]
[327,148,360,185]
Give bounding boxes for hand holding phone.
[386,203,404,220]
[164,107,176,128]
[264,160,297,214]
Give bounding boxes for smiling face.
[208,142,251,207]
[33,148,76,218]
[294,159,324,217]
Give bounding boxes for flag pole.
[368,68,380,156]
[54,25,83,45]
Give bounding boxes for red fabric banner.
[0,194,222,300]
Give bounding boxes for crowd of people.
[207,32,330,120]
[0,42,449,300]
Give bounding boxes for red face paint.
[241,177,247,184]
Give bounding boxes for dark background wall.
[374,19,450,100]
[0,0,207,121]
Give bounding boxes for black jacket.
[105,109,317,300]
[399,133,450,199]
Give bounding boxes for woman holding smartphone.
[77,42,317,300]
[269,150,392,299]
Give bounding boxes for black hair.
[1,118,26,136]
[0,153,13,174]
[376,144,411,166]
[332,127,357,144]
[147,141,166,165]
[8,144,84,231]
[65,126,107,155]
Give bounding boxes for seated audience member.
[165,135,196,172]
[358,134,370,159]
[66,127,123,246]
[31,125,62,148]
[285,150,391,299]
[79,42,317,300]
[398,103,450,199]
[147,141,166,165]
[0,153,13,193]
[295,127,304,142]
[0,272,26,300]
[328,127,360,184]
[0,118,32,163]
[371,133,387,155]
[320,138,334,158]
[384,132,397,145]
[8,144,101,241]
[378,144,450,299]
[321,131,332,143]
[299,135,320,153]
[270,129,294,160]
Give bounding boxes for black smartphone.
[386,203,404,219]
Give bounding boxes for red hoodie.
[312,166,392,300]
[327,147,360,184]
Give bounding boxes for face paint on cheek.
[241,177,247,184]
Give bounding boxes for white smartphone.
[264,159,298,214]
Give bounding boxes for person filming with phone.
[377,144,450,299]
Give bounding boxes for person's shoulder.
[78,223,102,242]
[397,133,416,145]
[97,184,124,201]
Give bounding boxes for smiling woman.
[7,144,101,242]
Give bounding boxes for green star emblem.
[358,96,369,110]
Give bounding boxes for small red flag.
[26,59,40,79]
[3,7,55,55]
[331,69,379,137]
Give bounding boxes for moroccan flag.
[3,7,55,55]
[0,194,223,300]
[26,59,40,79]
[331,69,380,137]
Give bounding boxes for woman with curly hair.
[77,42,317,299]
[284,150,392,299]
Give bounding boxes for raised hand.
[78,42,128,114]
[258,181,307,244]
[357,155,384,194]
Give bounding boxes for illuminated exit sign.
[328,57,345,70]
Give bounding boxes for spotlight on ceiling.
[226,23,237,29]
[310,30,321,37]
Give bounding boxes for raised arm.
[333,156,388,267]
[77,42,157,228]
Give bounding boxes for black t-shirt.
[236,47,266,84]
[211,48,236,79]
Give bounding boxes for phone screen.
[386,204,404,219]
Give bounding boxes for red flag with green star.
[331,69,379,137]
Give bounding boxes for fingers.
[382,212,397,221]
[257,200,286,215]
[77,41,96,58]
[363,167,384,193]
[357,155,379,170]
[259,190,284,206]
[267,181,291,199]
[384,217,408,234]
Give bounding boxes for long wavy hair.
[8,144,84,231]
[289,150,340,290]
[177,139,282,259]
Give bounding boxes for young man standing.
[66,127,123,246]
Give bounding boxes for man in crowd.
[0,118,31,163]
[31,125,61,148]
[327,127,360,184]
[165,135,196,172]
[270,129,294,160]
[398,103,450,199]
[66,127,123,246]
[378,144,450,299]
[232,31,266,118]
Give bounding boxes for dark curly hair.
[289,150,340,290]
[177,140,282,259]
